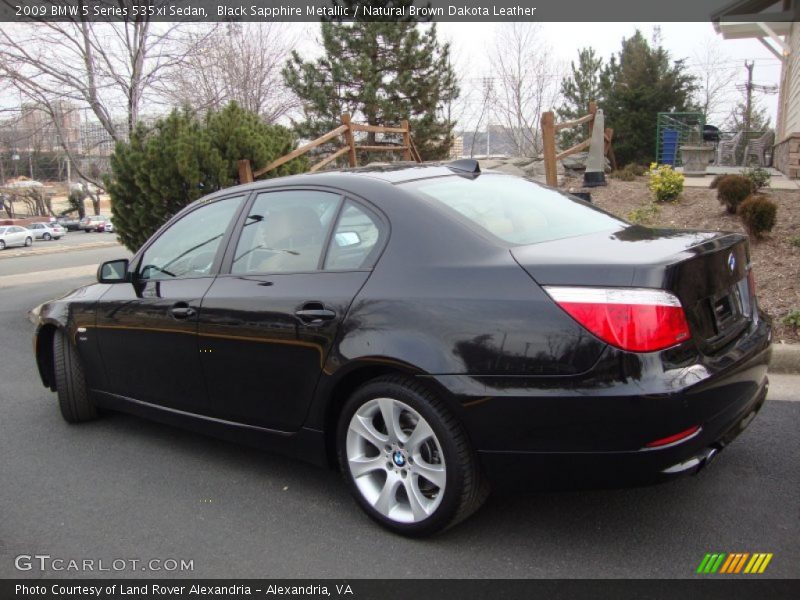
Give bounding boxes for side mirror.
[97,259,130,283]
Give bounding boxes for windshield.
[402,174,624,246]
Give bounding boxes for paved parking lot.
[0,248,798,579]
[0,229,118,261]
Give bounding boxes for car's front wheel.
[43,232,52,241]
[337,376,488,536]
[53,329,99,423]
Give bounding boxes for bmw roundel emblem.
[728,252,736,272]
[392,450,406,467]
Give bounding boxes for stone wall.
[773,133,800,179]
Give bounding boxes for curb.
[770,344,800,375]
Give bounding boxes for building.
[714,0,800,178]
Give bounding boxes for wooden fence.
[540,102,616,186]
[238,113,422,184]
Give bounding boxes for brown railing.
[540,102,616,186]
[238,113,422,184]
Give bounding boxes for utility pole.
[735,61,778,136]
[743,60,754,135]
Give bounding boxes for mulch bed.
[560,176,800,343]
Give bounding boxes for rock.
[479,159,504,169]
[494,163,526,177]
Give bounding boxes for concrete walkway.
[677,166,799,190]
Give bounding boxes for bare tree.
[691,37,738,125]
[159,22,299,123]
[490,23,561,157]
[0,7,214,184]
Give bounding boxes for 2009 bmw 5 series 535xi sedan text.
[31,161,771,536]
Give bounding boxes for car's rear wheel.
[0,240,5,250]
[43,232,52,241]
[337,376,488,536]
[53,329,98,423]
[24,236,32,246]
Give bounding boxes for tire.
[43,232,52,241]
[53,329,98,423]
[24,236,32,246]
[84,229,90,233]
[0,240,5,250]
[337,375,488,537]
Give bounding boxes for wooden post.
[604,127,617,171]
[238,159,253,184]
[541,111,558,187]
[401,120,412,161]
[341,113,357,167]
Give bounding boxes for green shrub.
[627,203,661,225]
[611,167,636,181]
[624,163,647,176]
[790,235,800,248]
[647,163,684,202]
[717,175,753,214]
[709,174,727,189]
[784,310,800,329]
[737,194,777,240]
[742,166,771,190]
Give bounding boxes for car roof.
[201,161,488,199]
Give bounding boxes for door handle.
[295,303,336,324]
[169,303,196,320]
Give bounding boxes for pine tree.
[282,0,458,160]
[556,48,603,148]
[107,103,305,251]
[599,31,697,166]
[725,99,771,133]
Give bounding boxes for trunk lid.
[511,226,755,353]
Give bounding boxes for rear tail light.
[747,268,757,300]
[544,286,691,353]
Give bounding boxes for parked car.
[28,222,65,241]
[79,215,108,233]
[56,216,81,231]
[0,225,33,249]
[104,221,115,233]
[31,161,771,536]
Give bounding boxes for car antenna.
[447,159,481,174]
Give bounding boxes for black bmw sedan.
[31,161,771,536]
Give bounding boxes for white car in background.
[0,225,33,250]
[27,222,65,241]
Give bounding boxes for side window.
[231,190,341,275]
[324,200,382,270]
[138,196,244,280]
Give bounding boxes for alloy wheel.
[346,397,446,524]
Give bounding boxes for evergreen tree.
[599,30,696,166]
[282,0,458,160]
[107,103,305,251]
[725,99,771,133]
[556,48,603,148]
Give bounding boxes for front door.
[197,190,386,431]
[94,195,245,413]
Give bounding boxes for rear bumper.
[476,375,768,490]
[430,316,772,490]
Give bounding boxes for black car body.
[32,163,771,535]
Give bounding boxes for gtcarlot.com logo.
[15,554,194,573]
[697,552,773,574]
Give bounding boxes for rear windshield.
[402,174,624,245]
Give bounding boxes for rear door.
[197,190,386,431]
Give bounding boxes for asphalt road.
[0,250,798,579]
